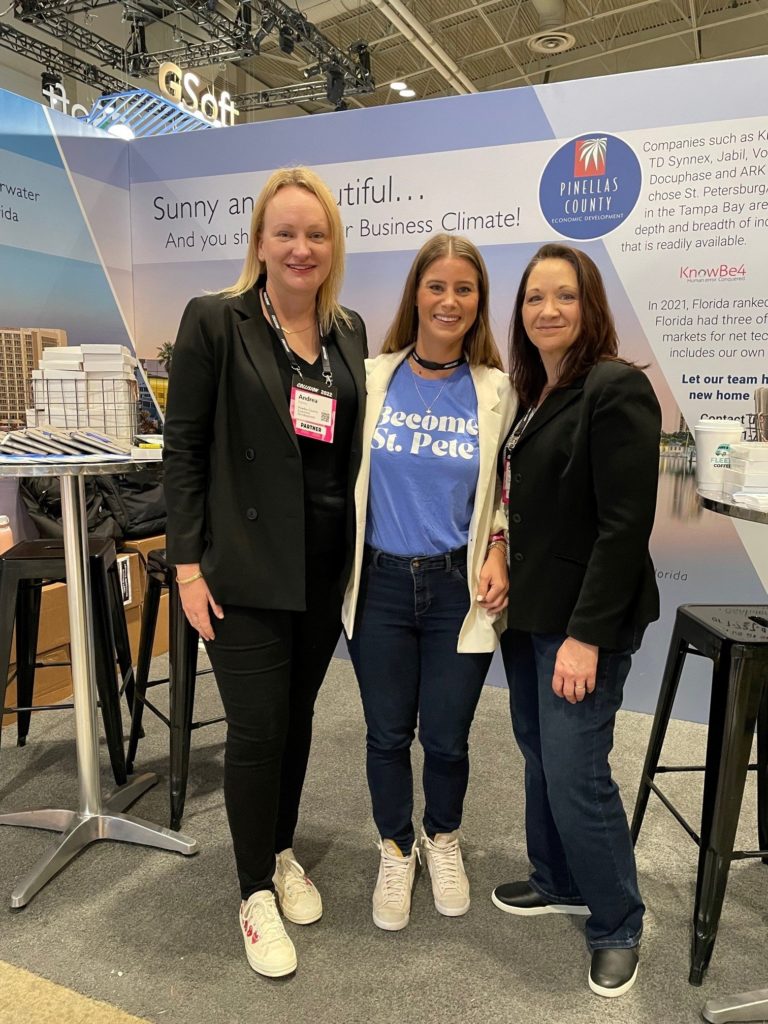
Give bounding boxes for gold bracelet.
[177,570,204,585]
[487,540,507,555]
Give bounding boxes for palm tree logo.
[574,137,607,177]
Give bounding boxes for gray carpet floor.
[0,653,764,1024]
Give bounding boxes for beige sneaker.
[421,828,470,917]
[273,848,323,925]
[239,891,297,977]
[372,839,419,931]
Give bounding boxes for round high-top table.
[0,459,197,908]
[698,488,768,1024]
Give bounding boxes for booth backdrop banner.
[127,56,767,721]
[0,89,134,347]
[1,58,766,720]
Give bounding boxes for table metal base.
[0,772,198,908]
[703,989,768,1023]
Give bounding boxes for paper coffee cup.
[694,419,744,489]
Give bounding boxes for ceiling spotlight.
[390,81,407,91]
[41,70,62,92]
[278,25,295,54]
[326,63,345,106]
[350,40,371,77]
[399,88,415,98]
[18,0,39,21]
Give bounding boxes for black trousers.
[206,516,344,900]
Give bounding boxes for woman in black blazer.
[491,244,661,999]
[163,166,367,978]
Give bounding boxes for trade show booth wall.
[1,55,766,720]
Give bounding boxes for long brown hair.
[382,234,502,369]
[218,166,349,334]
[509,243,627,408]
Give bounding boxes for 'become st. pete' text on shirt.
[366,360,480,557]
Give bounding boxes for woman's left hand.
[552,637,599,703]
[476,545,509,616]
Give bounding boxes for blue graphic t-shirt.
[366,360,480,556]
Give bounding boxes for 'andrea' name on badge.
[289,377,337,444]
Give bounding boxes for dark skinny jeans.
[205,517,344,900]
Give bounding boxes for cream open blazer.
[342,347,518,653]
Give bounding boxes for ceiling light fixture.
[390,80,407,91]
[278,25,295,55]
[326,62,345,106]
[400,88,415,98]
[527,31,575,54]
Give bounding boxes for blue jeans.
[500,629,644,949]
[348,547,492,854]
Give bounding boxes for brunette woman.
[343,234,516,930]
[491,243,660,998]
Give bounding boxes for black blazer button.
[246,507,258,521]
[511,513,522,524]
[513,551,524,562]
[245,448,255,461]
[513,473,522,484]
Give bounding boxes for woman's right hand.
[176,568,224,641]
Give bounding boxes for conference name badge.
[502,457,511,506]
[289,377,337,443]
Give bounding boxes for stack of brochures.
[0,427,132,464]
[27,345,139,443]
[725,442,768,510]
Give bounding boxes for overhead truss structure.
[0,21,125,91]
[8,0,374,110]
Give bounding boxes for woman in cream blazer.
[342,235,516,933]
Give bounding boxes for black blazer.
[505,360,661,651]
[163,285,368,610]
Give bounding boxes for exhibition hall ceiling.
[1,0,768,121]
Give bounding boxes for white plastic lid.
[694,419,743,431]
[0,516,9,527]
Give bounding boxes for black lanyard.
[261,289,333,386]
[505,406,535,456]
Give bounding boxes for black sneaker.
[491,880,590,916]
[589,946,639,997]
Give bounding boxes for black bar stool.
[631,604,768,986]
[126,548,222,831]
[0,537,135,785]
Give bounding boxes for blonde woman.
[164,167,368,977]
[343,234,516,930]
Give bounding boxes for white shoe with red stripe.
[239,891,297,977]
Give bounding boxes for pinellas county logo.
[539,133,642,240]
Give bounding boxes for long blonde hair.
[382,234,501,369]
[219,166,350,334]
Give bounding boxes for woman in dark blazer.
[163,166,367,978]
[491,244,661,999]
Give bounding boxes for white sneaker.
[273,848,323,925]
[372,839,419,931]
[239,891,297,977]
[421,828,470,917]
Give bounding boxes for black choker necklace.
[411,349,466,371]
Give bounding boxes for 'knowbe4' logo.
[679,263,747,282]
[540,133,642,240]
